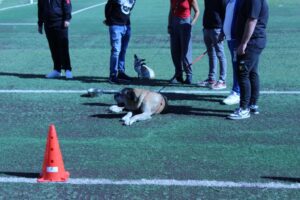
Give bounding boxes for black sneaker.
[118,72,132,81]
[183,75,192,84]
[249,105,259,115]
[169,75,184,84]
[108,76,130,84]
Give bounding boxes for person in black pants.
[228,0,269,120]
[38,0,73,79]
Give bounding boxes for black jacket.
[203,0,226,29]
[105,0,136,26]
[38,0,72,27]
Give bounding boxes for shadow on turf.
[163,93,226,103]
[0,171,39,178]
[0,72,203,87]
[166,105,232,117]
[261,176,300,183]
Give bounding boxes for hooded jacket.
[38,0,72,28]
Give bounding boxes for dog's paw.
[109,105,123,113]
[124,118,136,126]
[123,118,132,126]
[122,112,133,122]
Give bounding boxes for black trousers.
[237,46,263,109]
[45,26,71,72]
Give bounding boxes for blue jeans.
[109,25,131,76]
[203,28,227,81]
[170,16,192,77]
[227,39,240,94]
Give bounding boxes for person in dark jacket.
[197,0,228,90]
[227,0,269,120]
[38,0,73,79]
[104,0,136,84]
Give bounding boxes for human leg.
[179,18,193,83]
[223,40,240,105]
[203,29,217,81]
[118,25,131,74]
[170,17,184,83]
[60,28,71,72]
[45,27,61,72]
[109,25,123,78]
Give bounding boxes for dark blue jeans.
[109,25,131,76]
[170,16,192,77]
[227,39,240,94]
[237,46,263,109]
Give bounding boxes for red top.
[171,0,192,19]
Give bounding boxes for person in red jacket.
[38,0,73,79]
[168,0,200,84]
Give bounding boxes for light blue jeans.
[109,25,131,76]
[203,28,227,81]
[227,39,240,94]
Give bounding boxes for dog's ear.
[126,89,138,102]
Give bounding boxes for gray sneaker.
[227,108,250,120]
[249,105,259,115]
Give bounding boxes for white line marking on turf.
[0,177,299,189]
[0,2,36,12]
[0,89,300,95]
[72,2,106,15]
[0,2,106,26]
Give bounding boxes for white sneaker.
[223,92,240,105]
[65,70,73,79]
[227,108,250,120]
[46,70,61,78]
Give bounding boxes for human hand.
[64,21,70,28]
[237,43,247,55]
[167,26,172,34]
[103,20,108,26]
[218,32,225,43]
[38,25,43,34]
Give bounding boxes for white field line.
[0,2,106,26]
[0,2,36,12]
[72,2,106,15]
[0,177,299,189]
[0,89,300,95]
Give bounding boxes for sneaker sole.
[227,115,251,120]
[222,100,240,105]
[211,87,227,90]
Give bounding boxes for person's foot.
[223,92,240,105]
[197,79,216,88]
[169,75,184,84]
[46,70,61,78]
[211,80,226,90]
[117,72,132,81]
[183,75,192,84]
[108,76,130,84]
[65,70,73,79]
[249,105,259,115]
[227,108,250,120]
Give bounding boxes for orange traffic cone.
[38,124,70,182]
